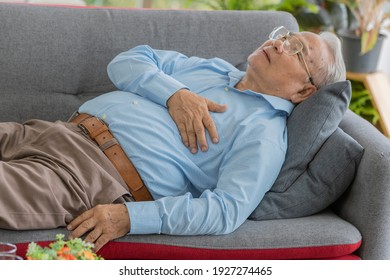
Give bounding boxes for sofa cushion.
[5,211,361,260]
[250,81,360,220]
[251,127,363,219]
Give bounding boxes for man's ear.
[291,84,317,103]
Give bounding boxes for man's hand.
[67,204,130,252]
[167,89,227,153]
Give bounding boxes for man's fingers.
[186,124,198,154]
[207,100,227,113]
[194,118,208,152]
[177,122,189,147]
[93,234,111,252]
[167,89,227,152]
[68,216,96,240]
[84,227,103,245]
[174,108,219,153]
[203,114,219,144]
[66,204,130,252]
[67,209,93,232]
[204,99,226,144]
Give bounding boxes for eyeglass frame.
[269,26,315,87]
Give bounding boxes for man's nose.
[272,39,284,54]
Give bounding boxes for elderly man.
[0,27,345,251]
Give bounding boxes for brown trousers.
[0,120,131,230]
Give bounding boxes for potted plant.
[247,0,390,73]
[334,0,390,73]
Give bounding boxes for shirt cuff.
[125,201,162,235]
[145,72,188,107]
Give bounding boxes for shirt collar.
[228,71,295,116]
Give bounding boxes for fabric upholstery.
[7,211,361,260]
[250,81,359,220]
[251,127,363,220]
[3,3,390,260]
[336,110,390,259]
[0,4,298,122]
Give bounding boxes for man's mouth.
[262,49,270,63]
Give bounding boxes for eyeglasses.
[269,26,315,86]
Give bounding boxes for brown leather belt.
[69,113,153,201]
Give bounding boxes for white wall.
[377,30,390,80]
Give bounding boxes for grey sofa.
[0,3,389,260]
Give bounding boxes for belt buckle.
[78,123,90,136]
[69,112,92,136]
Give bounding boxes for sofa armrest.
[336,110,390,259]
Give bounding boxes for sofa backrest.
[0,3,298,122]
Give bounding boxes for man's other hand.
[167,89,227,153]
[67,204,130,252]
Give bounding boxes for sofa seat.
[3,211,361,260]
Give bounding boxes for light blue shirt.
[79,45,294,235]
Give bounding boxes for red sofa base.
[15,240,361,260]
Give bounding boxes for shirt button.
[224,87,229,92]
[132,100,139,105]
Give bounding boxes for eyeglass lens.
[270,27,302,55]
[269,26,315,86]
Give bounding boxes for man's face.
[246,31,329,102]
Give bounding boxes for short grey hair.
[314,31,346,89]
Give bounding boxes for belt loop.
[99,138,119,152]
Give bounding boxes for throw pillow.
[250,80,358,220]
[250,127,363,220]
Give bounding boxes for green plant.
[187,0,318,12]
[256,0,322,31]
[26,234,104,260]
[187,0,322,30]
[331,0,390,54]
[184,0,260,10]
[349,80,380,126]
[259,1,390,54]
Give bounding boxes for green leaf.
[349,80,380,125]
[361,28,379,54]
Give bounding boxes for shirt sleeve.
[107,45,197,107]
[125,136,286,235]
